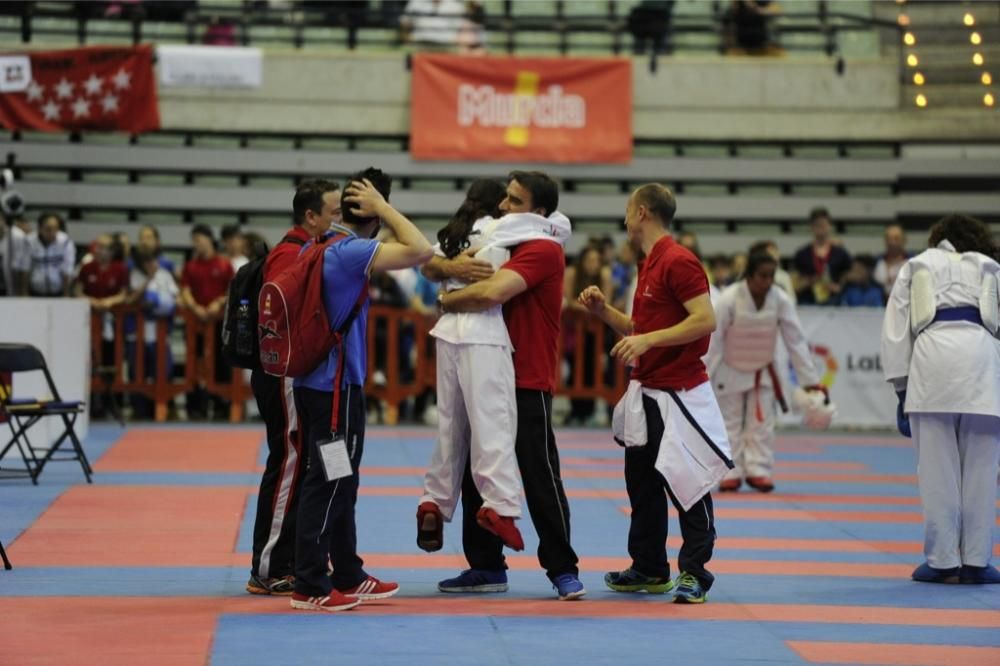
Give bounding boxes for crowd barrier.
[89,304,896,428]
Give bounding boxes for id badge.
[317,437,353,482]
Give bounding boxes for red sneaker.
[746,476,775,493]
[340,576,400,600]
[476,507,525,551]
[417,502,443,552]
[718,478,741,492]
[290,589,360,612]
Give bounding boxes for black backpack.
[221,236,305,369]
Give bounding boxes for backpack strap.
[280,235,307,247]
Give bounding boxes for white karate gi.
[881,240,1000,569]
[705,282,821,480]
[420,211,572,520]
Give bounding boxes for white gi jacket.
[430,211,572,348]
[705,282,821,397]
[15,230,75,295]
[881,240,1000,417]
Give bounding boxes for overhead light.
[915,93,927,107]
[897,14,910,26]
[907,54,919,67]
[970,32,982,45]
[973,53,984,66]
[982,72,993,85]
[964,13,975,27]
[903,32,916,46]
[913,72,925,85]
[985,93,995,107]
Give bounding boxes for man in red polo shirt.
[180,224,235,419]
[433,171,584,600]
[579,183,733,604]
[246,179,341,596]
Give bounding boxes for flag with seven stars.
[0,45,159,133]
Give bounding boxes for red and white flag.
[0,45,160,133]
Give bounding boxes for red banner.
[0,45,160,133]
[411,53,631,164]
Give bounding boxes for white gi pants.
[420,339,521,520]
[911,412,1000,568]
[717,387,775,480]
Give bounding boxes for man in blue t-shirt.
[290,168,434,613]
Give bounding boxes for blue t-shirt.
[295,227,379,392]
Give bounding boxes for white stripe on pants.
[421,339,521,520]
[717,387,775,480]
[911,412,1000,568]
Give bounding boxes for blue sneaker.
[437,569,508,593]
[552,573,586,600]
[959,565,1000,584]
[912,562,960,584]
[672,572,707,604]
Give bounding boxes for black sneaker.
[604,568,674,594]
[247,574,295,596]
[672,572,707,604]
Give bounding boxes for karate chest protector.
[909,247,1000,338]
[723,290,779,372]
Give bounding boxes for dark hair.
[437,179,505,259]
[572,244,605,296]
[244,232,269,262]
[37,211,65,232]
[190,223,214,241]
[220,224,242,241]
[632,184,676,225]
[508,170,559,217]
[853,253,877,271]
[745,249,777,279]
[707,253,731,269]
[139,224,161,243]
[292,179,340,226]
[927,214,998,259]
[809,207,831,223]
[342,167,392,226]
[132,247,158,271]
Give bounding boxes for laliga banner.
[410,53,632,164]
[775,308,896,428]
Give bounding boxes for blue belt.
[932,306,983,327]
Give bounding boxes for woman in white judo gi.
[416,180,572,553]
[881,214,1000,584]
[706,248,830,492]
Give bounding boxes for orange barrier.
[90,304,626,424]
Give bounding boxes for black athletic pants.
[293,385,367,597]
[249,369,306,580]
[625,394,717,591]
[461,388,579,580]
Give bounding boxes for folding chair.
[0,537,11,569]
[0,343,93,485]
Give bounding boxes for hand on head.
[344,178,387,219]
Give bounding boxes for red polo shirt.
[78,260,128,299]
[181,254,234,306]
[631,235,710,391]
[502,240,564,393]
[263,226,312,281]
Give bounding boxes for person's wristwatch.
[436,291,447,314]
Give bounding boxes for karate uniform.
[881,240,1000,569]
[706,282,821,481]
[420,212,572,520]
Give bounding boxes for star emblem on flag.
[71,97,90,118]
[112,68,131,90]
[54,77,73,99]
[41,100,60,121]
[26,81,44,102]
[83,74,102,96]
[100,94,119,113]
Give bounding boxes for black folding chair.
[0,538,11,569]
[0,343,93,485]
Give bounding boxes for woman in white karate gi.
[881,214,1000,584]
[706,248,827,492]
[416,180,572,553]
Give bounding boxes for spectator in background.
[708,253,733,289]
[244,232,270,263]
[792,207,851,305]
[724,0,779,54]
[126,248,179,419]
[628,1,675,55]
[180,224,234,419]
[731,253,747,281]
[678,230,701,259]
[221,224,249,272]
[563,243,613,426]
[838,255,884,307]
[0,215,30,296]
[750,240,795,304]
[16,212,75,297]
[611,239,637,313]
[401,0,473,50]
[874,224,909,299]
[136,224,176,277]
